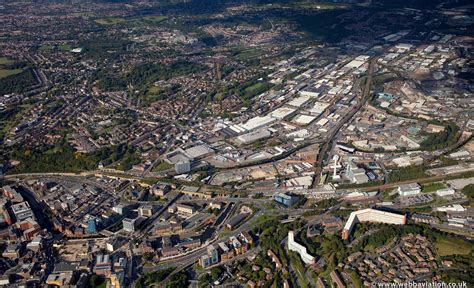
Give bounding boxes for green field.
[95,15,166,27]
[148,85,161,94]
[59,44,72,51]
[0,68,22,79]
[0,57,14,65]
[151,161,173,172]
[435,237,472,256]
[94,17,126,25]
[235,48,262,61]
[422,182,446,193]
[244,82,268,95]
[39,44,53,51]
[142,15,167,23]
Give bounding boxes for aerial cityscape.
[0,0,473,287]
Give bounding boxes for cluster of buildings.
[27,179,121,238]
[199,231,253,268]
[0,186,42,242]
[0,186,53,286]
[340,104,441,152]
[345,234,440,286]
[46,237,129,287]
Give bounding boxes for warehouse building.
[397,183,421,196]
[226,213,248,230]
[236,129,271,145]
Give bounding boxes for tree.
[461,184,474,199]
[210,266,222,281]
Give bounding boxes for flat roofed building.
[342,209,406,240]
[1,186,24,203]
[112,204,127,215]
[94,254,112,275]
[184,145,214,159]
[176,204,195,216]
[346,162,369,184]
[175,160,191,174]
[300,90,320,97]
[241,116,276,131]
[122,217,142,232]
[2,243,21,259]
[274,192,299,207]
[236,129,271,145]
[240,231,254,244]
[435,188,455,197]
[151,183,171,196]
[270,106,296,120]
[309,101,330,116]
[292,114,316,126]
[11,201,34,221]
[226,213,248,230]
[181,186,213,199]
[288,95,311,107]
[199,245,219,268]
[397,183,421,196]
[217,242,233,260]
[288,231,315,265]
[138,205,154,217]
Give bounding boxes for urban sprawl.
[0,0,473,287]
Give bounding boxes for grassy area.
[435,237,472,256]
[142,15,167,23]
[151,161,173,172]
[421,182,446,193]
[59,44,72,51]
[0,68,22,79]
[39,44,53,51]
[388,165,428,183]
[236,48,262,61]
[244,82,266,95]
[148,86,161,94]
[0,57,14,65]
[288,251,309,288]
[0,69,37,94]
[94,17,126,25]
[10,141,140,173]
[95,15,167,28]
[0,106,23,140]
